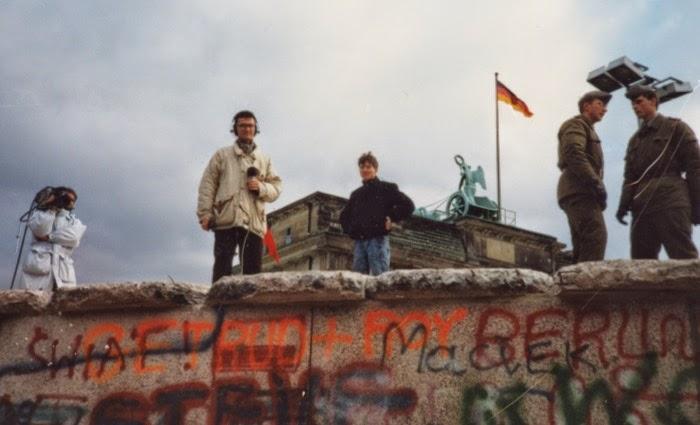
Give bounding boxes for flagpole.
[495,72,501,222]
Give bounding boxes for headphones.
[230,110,260,136]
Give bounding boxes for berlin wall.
[0,260,699,424]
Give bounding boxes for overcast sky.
[1,0,699,287]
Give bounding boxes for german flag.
[497,81,533,117]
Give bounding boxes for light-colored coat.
[20,209,86,290]
[197,143,281,237]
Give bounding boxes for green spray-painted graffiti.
[461,353,698,425]
[654,365,700,425]
[461,382,528,425]
[553,352,656,425]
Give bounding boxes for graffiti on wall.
[1,364,416,424]
[1,302,699,424]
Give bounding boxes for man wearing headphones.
[616,85,700,259]
[197,110,282,281]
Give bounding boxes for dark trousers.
[212,227,263,282]
[631,208,698,259]
[560,195,607,263]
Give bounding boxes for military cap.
[625,85,656,100]
[578,90,612,111]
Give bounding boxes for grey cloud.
[2,1,700,288]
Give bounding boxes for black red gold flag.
[496,81,533,117]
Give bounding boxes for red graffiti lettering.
[617,308,650,360]
[214,316,306,373]
[313,317,353,360]
[573,310,610,370]
[182,320,215,371]
[82,323,126,383]
[132,318,178,374]
[363,309,435,359]
[473,308,519,369]
[660,314,695,361]
[525,308,567,364]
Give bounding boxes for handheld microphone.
[247,167,260,195]
[247,167,260,178]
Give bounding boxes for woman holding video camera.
[20,187,86,291]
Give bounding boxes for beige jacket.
[197,143,281,237]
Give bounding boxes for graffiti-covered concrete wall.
[1,260,699,424]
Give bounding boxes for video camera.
[34,186,77,211]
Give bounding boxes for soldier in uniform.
[557,90,611,262]
[616,85,700,259]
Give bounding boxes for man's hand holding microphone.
[247,167,260,195]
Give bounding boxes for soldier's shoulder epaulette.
[662,116,685,130]
[561,116,587,130]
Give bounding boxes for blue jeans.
[352,236,390,275]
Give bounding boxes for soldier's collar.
[644,113,662,130]
[577,114,595,128]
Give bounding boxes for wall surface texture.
[0,260,699,424]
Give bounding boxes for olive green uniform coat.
[557,115,607,262]
[618,114,700,259]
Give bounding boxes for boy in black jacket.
[340,152,415,275]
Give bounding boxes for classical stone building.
[261,191,565,273]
